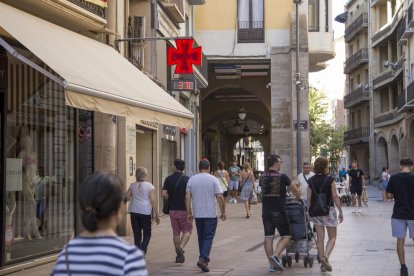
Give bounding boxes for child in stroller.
[337,176,351,206]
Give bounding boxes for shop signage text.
[137,120,158,130]
[6,158,23,192]
[171,80,195,91]
[163,125,176,136]
[293,120,308,130]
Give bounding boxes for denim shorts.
[391,218,414,238]
[170,210,193,235]
[229,180,239,191]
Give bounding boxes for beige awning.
[0,3,193,128]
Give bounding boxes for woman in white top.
[125,167,160,254]
[214,161,231,207]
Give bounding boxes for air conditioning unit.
[133,16,145,38]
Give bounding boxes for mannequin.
[18,131,42,240]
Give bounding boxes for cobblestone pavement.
[5,185,414,275]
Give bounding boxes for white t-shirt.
[297,172,315,200]
[187,173,223,218]
[128,182,154,215]
[382,171,390,182]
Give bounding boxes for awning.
[0,3,193,128]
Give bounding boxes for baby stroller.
[337,184,351,206]
[282,199,316,268]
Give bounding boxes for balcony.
[397,90,407,111]
[398,81,414,112]
[345,13,368,43]
[408,3,414,28]
[373,68,402,89]
[371,0,388,7]
[237,21,265,43]
[374,111,403,126]
[397,16,407,46]
[158,0,185,23]
[344,127,370,145]
[344,48,369,74]
[67,0,106,19]
[371,4,403,47]
[344,86,370,109]
[188,0,205,4]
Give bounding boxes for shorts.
[382,180,388,190]
[169,210,193,236]
[262,212,291,237]
[350,185,363,196]
[391,218,414,238]
[229,180,239,191]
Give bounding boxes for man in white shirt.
[186,159,226,273]
[296,162,315,206]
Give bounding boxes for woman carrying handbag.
[239,162,256,218]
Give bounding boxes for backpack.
[309,176,330,217]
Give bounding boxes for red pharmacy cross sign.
[167,39,202,74]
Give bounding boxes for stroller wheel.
[295,252,300,263]
[309,256,314,267]
[287,256,292,267]
[282,256,287,267]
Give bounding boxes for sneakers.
[320,256,332,272]
[197,259,210,272]
[401,265,408,276]
[269,255,284,272]
[357,208,362,213]
[233,199,237,204]
[321,265,327,272]
[352,207,357,213]
[175,247,185,263]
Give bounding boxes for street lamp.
[294,0,303,175]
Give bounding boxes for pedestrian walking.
[307,157,344,272]
[338,167,347,181]
[185,159,226,273]
[385,158,414,276]
[239,162,256,218]
[296,162,315,206]
[228,160,241,203]
[382,167,391,202]
[213,161,230,207]
[259,155,300,272]
[125,167,160,255]
[348,160,366,213]
[51,172,148,276]
[162,159,192,263]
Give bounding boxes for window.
[237,0,264,43]
[325,0,329,32]
[308,0,320,32]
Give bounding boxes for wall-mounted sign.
[293,120,308,130]
[172,80,195,91]
[167,39,202,74]
[137,120,158,130]
[6,158,22,192]
[163,125,177,136]
[129,156,134,176]
[127,126,136,154]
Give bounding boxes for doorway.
[135,126,154,183]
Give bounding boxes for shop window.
[2,53,92,263]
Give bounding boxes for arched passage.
[376,137,388,176]
[389,135,399,174]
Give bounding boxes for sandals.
[320,256,332,272]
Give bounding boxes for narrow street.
[7,185,414,276]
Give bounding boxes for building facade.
[194,0,335,176]
[0,0,204,271]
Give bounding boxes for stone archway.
[376,137,388,176]
[389,135,399,174]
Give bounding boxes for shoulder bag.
[163,174,183,215]
[309,176,331,217]
[217,171,229,192]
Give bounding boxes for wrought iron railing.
[238,21,265,43]
[344,127,370,144]
[408,3,413,27]
[344,86,370,108]
[345,13,368,42]
[373,69,394,86]
[408,80,414,102]
[67,0,106,19]
[397,16,406,43]
[344,48,369,74]
[374,112,401,125]
[372,4,403,46]
[397,90,406,110]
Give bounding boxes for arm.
[124,187,132,202]
[216,193,226,221]
[225,170,230,184]
[251,172,256,189]
[161,189,169,200]
[289,183,301,200]
[331,181,343,223]
[185,191,193,222]
[362,174,366,187]
[149,190,160,225]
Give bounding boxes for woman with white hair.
[125,167,160,255]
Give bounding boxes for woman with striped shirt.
[51,172,148,276]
